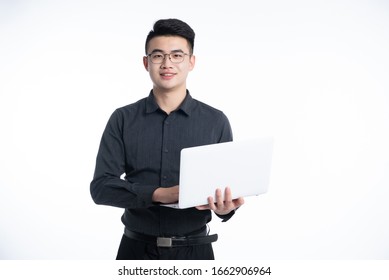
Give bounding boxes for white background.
[1,0,388,260]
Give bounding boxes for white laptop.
[163,137,274,209]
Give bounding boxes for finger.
[223,187,237,210]
[215,188,223,206]
[224,187,232,202]
[233,197,245,208]
[207,196,217,211]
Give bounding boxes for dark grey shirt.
[90,90,234,236]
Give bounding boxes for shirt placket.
[160,113,174,187]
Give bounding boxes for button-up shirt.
[90,90,234,236]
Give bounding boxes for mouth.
[160,73,176,77]
[160,73,176,80]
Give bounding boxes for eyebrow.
[149,49,185,54]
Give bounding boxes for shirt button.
[164,148,168,153]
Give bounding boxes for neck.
[153,88,187,114]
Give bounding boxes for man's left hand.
[196,187,244,215]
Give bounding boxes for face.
[143,36,195,93]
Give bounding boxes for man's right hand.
[152,185,179,204]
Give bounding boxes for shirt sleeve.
[90,110,159,209]
[218,112,233,143]
[216,210,236,222]
[214,112,237,222]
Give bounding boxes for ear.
[189,55,196,71]
[143,56,149,71]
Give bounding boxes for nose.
[160,54,173,68]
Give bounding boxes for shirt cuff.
[216,209,236,222]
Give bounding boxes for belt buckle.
[157,237,172,247]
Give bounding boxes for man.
[90,18,244,260]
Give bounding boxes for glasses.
[147,51,190,64]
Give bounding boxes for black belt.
[124,228,218,247]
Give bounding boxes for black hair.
[145,18,195,55]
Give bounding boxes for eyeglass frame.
[146,51,191,64]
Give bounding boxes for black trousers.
[116,234,215,260]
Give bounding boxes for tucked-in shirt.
[90,90,234,236]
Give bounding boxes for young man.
[90,18,244,260]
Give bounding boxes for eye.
[172,53,184,59]
[151,53,163,59]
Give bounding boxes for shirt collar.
[145,90,159,113]
[145,90,194,116]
